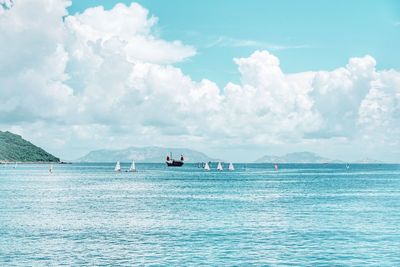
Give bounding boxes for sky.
[0,0,399,162]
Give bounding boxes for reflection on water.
[1,163,400,265]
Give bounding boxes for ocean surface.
[1,163,400,266]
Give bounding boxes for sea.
[1,163,400,266]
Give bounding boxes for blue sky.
[69,0,400,87]
[1,0,399,162]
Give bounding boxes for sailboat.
[228,162,235,171]
[114,161,121,172]
[217,162,223,171]
[49,164,53,173]
[127,160,136,172]
[204,162,211,171]
[274,164,279,171]
[14,162,17,169]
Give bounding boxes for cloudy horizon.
[1,0,399,162]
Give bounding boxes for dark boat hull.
[166,160,184,167]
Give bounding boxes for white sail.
[114,161,121,172]
[49,164,53,173]
[217,162,223,171]
[228,162,235,171]
[204,162,210,171]
[129,160,136,172]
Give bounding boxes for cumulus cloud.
[0,0,399,160]
[358,71,400,144]
[221,51,319,145]
[309,55,378,138]
[65,3,195,64]
[0,0,75,123]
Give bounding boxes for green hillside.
[0,131,59,162]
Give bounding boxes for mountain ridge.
[77,146,218,163]
[254,151,390,163]
[254,152,341,163]
[0,131,60,163]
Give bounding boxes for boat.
[127,160,136,172]
[14,162,17,169]
[114,161,121,172]
[49,164,53,173]
[204,162,211,171]
[274,164,279,171]
[228,162,235,171]
[346,164,350,169]
[166,153,184,167]
[217,162,223,171]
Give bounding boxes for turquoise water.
[1,163,400,266]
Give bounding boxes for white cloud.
[65,3,195,64]
[0,0,75,123]
[358,71,400,145]
[0,1,399,161]
[220,51,320,145]
[308,55,378,138]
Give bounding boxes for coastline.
[0,161,67,164]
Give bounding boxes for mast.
[228,162,235,171]
[204,162,210,171]
[217,162,223,171]
[114,161,121,172]
[129,160,136,172]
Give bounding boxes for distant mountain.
[255,152,339,163]
[77,146,217,163]
[0,131,59,163]
[356,158,383,164]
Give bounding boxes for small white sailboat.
[217,162,223,171]
[204,162,211,171]
[14,162,17,169]
[274,164,279,171]
[49,164,53,173]
[114,161,121,172]
[128,160,136,172]
[228,162,235,171]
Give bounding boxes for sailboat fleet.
[3,156,355,174]
[114,160,136,172]
[200,162,236,171]
[111,159,237,172]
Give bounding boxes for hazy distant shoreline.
[0,161,66,164]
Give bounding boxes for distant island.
[254,152,386,164]
[77,146,217,163]
[0,131,59,163]
[356,158,383,164]
[255,152,341,163]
